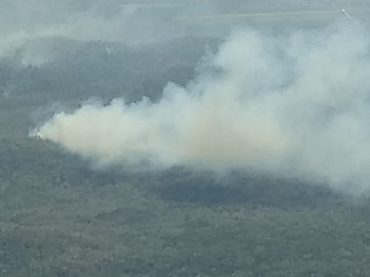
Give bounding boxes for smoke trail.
[33,22,370,193]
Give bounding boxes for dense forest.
[0,35,369,277]
[2,1,370,276]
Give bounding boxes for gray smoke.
[33,21,370,193]
[0,0,206,65]
[3,0,363,66]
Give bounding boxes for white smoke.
[33,22,370,193]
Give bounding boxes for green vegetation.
[1,138,370,276]
[1,35,370,277]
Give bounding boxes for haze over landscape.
[2,1,370,276]
[35,21,370,194]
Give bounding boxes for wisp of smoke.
[0,0,190,65]
[33,22,370,193]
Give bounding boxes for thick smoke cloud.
[34,22,370,193]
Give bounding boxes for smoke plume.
[33,22,370,193]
